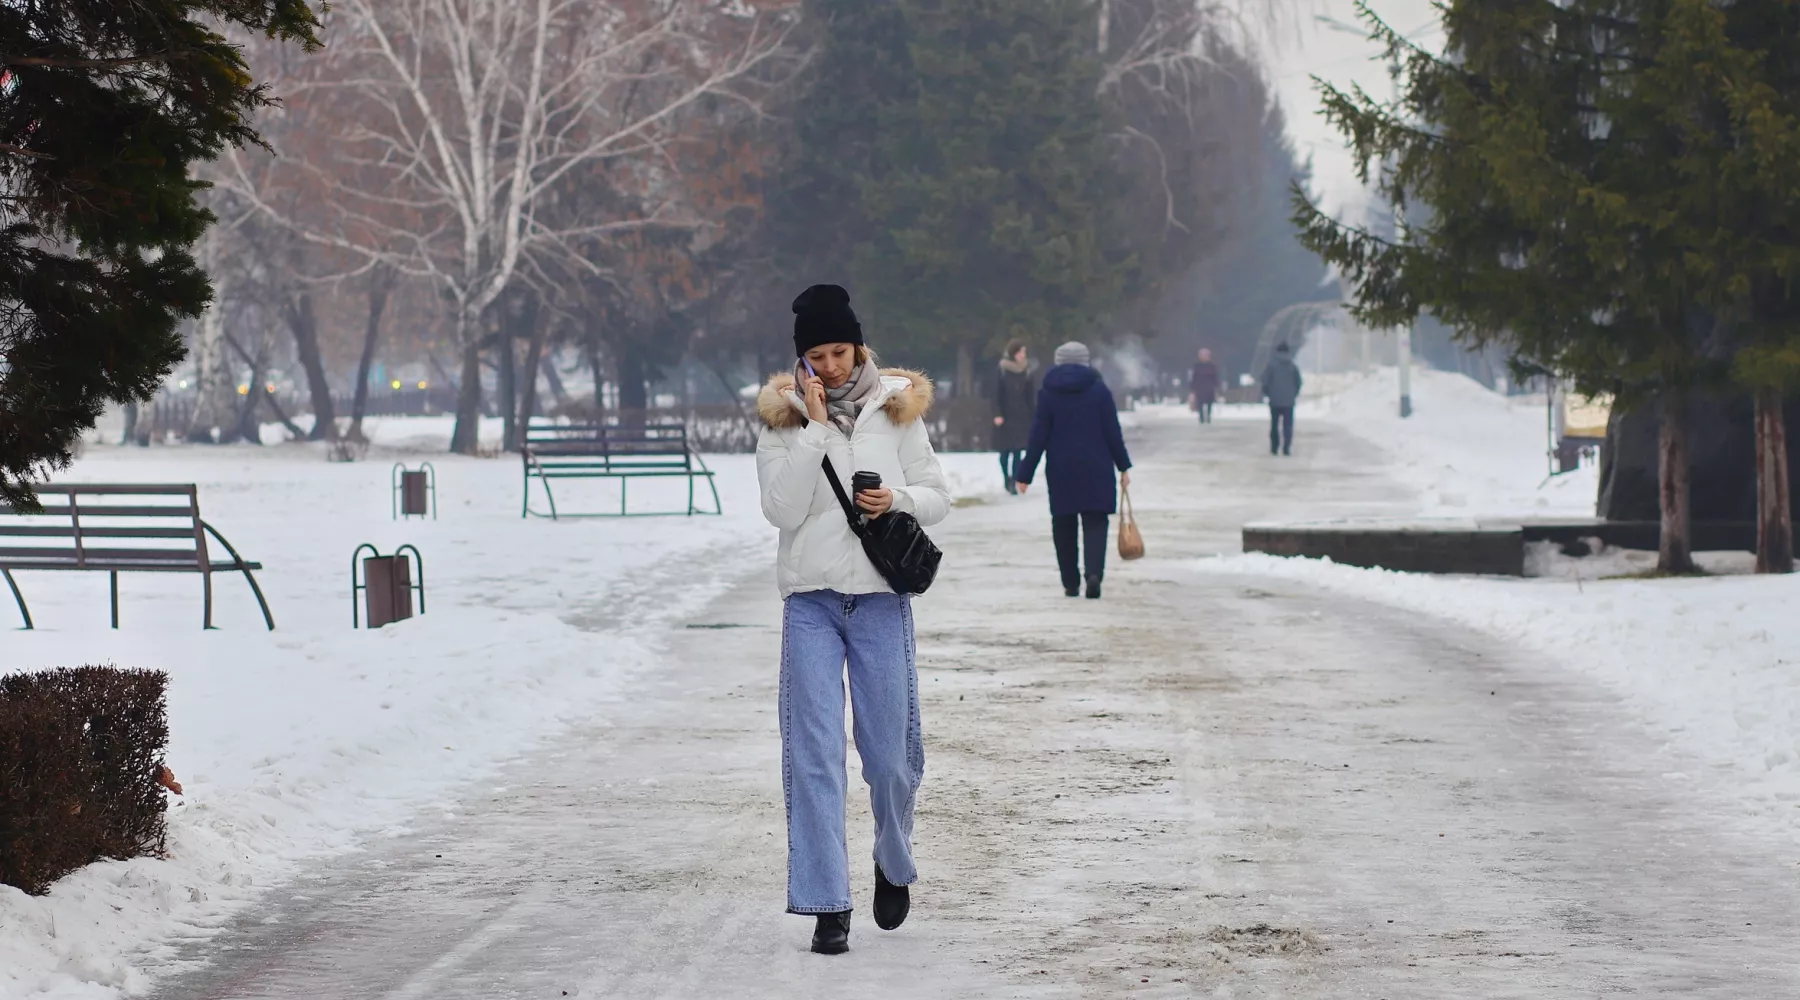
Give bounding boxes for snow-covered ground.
[0,421,999,999]
[1203,366,1597,517]
[109,383,1800,997]
[8,370,1797,997]
[1195,366,1800,851]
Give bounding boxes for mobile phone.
[802,357,817,378]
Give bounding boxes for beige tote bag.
[1117,482,1145,561]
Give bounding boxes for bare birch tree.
[223,0,796,453]
[185,226,243,442]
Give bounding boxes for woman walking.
[993,339,1035,494]
[1015,342,1133,599]
[1189,346,1221,425]
[755,283,952,955]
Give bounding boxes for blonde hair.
[795,344,880,379]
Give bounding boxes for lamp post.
[1315,11,1440,418]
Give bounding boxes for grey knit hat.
[1053,341,1090,367]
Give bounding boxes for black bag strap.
[820,457,868,537]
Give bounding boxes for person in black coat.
[1015,342,1134,599]
[992,339,1035,494]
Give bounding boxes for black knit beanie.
[792,284,864,356]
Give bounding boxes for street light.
[1313,11,1441,418]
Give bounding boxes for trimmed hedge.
[0,667,170,895]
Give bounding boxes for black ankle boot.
[874,866,910,931]
[811,910,851,954]
[1085,576,1102,599]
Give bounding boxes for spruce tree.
[1294,0,1724,572]
[767,0,916,299]
[1644,0,1800,573]
[852,0,1127,380]
[0,0,320,509]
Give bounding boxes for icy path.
[145,414,1800,998]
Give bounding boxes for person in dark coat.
[1015,341,1133,599]
[1189,347,1221,425]
[1261,342,1303,456]
[992,339,1035,494]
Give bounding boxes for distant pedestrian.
[1015,341,1134,599]
[1189,347,1221,425]
[1261,342,1303,456]
[756,283,952,956]
[992,339,1035,495]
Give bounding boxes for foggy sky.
[1265,0,1446,226]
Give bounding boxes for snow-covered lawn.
[1196,367,1800,849]
[0,423,998,999]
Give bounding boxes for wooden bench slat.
[526,452,686,459]
[36,484,200,497]
[0,525,198,538]
[532,458,691,467]
[72,548,202,562]
[0,547,84,561]
[4,560,263,573]
[34,504,198,518]
[0,548,198,562]
[537,469,705,476]
[527,442,688,449]
[531,457,695,462]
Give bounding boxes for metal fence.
[334,386,462,418]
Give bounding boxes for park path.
[147,409,1800,998]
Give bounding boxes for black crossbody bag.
[821,457,942,595]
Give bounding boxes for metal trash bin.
[352,544,426,628]
[392,463,437,520]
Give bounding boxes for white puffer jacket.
[756,368,951,598]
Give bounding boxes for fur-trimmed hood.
[757,368,935,430]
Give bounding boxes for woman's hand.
[1120,470,1132,490]
[856,487,894,518]
[993,415,1005,427]
[801,373,829,425]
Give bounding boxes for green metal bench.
[521,421,722,519]
[0,484,274,629]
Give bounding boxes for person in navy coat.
[1014,342,1134,599]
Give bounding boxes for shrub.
[0,667,170,895]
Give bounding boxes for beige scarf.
[799,361,882,436]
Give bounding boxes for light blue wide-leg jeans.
[780,589,924,914]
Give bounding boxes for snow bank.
[1315,367,1597,518]
[0,426,1002,999]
